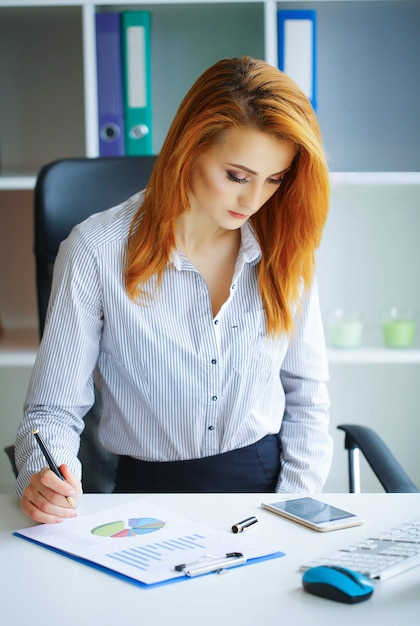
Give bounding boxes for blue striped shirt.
[15,191,332,496]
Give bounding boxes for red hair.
[126,56,329,334]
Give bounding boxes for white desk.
[1,493,419,625]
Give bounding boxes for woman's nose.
[239,184,264,213]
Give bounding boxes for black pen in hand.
[33,429,77,509]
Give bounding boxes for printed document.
[14,498,284,587]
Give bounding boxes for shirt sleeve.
[14,224,104,498]
[276,278,333,493]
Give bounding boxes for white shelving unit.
[1,0,419,493]
[0,329,39,368]
[323,171,420,365]
[0,176,36,191]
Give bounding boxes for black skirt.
[113,434,281,493]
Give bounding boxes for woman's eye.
[227,171,251,184]
[268,176,284,186]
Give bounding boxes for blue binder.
[121,11,153,155]
[95,12,125,156]
[278,10,317,111]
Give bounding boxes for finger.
[20,484,77,524]
[22,471,78,522]
[59,464,82,508]
[59,464,82,494]
[20,493,64,524]
[39,467,77,502]
[39,482,78,511]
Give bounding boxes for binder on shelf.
[278,10,317,111]
[95,12,125,157]
[121,11,153,156]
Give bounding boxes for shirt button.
[231,283,235,289]
[214,319,219,325]
[211,359,217,364]
[208,425,215,431]
[211,396,218,401]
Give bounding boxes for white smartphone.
[261,497,365,532]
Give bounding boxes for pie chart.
[91,517,166,538]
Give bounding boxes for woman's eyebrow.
[228,162,257,175]
[228,163,290,177]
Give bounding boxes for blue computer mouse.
[302,565,375,604]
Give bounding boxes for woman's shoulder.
[70,190,145,249]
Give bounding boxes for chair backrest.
[34,156,157,336]
[33,156,157,492]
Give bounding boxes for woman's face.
[187,126,296,230]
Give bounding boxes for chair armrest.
[337,424,419,493]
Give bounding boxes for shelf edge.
[328,348,420,364]
[329,172,420,185]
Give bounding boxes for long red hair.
[126,56,329,334]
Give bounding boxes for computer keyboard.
[301,518,420,580]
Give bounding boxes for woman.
[15,56,332,523]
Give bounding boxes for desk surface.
[1,493,419,626]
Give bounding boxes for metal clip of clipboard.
[174,552,246,577]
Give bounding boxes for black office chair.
[338,424,419,493]
[4,444,17,477]
[5,156,157,492]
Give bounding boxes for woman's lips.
[229,210,249,219]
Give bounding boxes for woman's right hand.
[20,464,82,524]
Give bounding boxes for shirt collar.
[169,220,262,271]
[239,220,262,266]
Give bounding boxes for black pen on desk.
[33,429,77,509]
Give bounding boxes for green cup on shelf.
[382,308,416,348]
[328,309,363,349]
